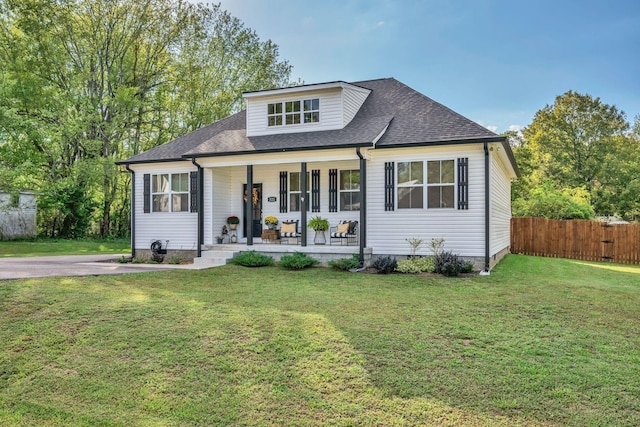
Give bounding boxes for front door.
[243,183,262,238]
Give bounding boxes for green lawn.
[1,255,639,426]
[0,238,130,257]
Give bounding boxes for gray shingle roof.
[119,77,506,164]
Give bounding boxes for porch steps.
[193,250,239,267]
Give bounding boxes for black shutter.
[311,169,320,212]
[329,169,338,212]
[384,162,395,211]
[457,157,469,210]
[279,171,288,213]
[190,171,198,213]
[143,174,150,213]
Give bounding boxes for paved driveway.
[0,254,199,280]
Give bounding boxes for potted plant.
[227,215,240,230]
[265,215,278,230]
[308,216,329,245]
[216,236,224,244]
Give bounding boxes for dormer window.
[267,98,320,127]
[285,101,301,124]
[267,102,283,126]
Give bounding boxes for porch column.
[300,162,307,247]
[247,165,254,246]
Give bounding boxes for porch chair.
[330,220,358,246]
[280,220,301,245]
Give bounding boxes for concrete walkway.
[0,254,209,280]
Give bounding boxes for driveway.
[0,254,202,280]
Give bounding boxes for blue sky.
[218,0,640,133]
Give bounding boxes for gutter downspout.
[482,142,490,275]
[356,147,366,266]
[192,159,203,257]
[125,165,136,259]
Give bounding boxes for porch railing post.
[247,165,253,246]
[301,162,307,247]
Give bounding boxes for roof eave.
[182,142,374,159]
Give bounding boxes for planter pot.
[314,230,326,245]
[228,223,238,230]
[216,238,224,244]
[267,224,276,230]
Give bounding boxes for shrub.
[117,256,130,264]
[434,251,473,277]
[279,252,319,270]
[328,254,361,271]
[371,256,397,274]
[396,256,435,273]
[232,251,274,267]
[168,255,185,265]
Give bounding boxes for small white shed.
[0,191,37,239]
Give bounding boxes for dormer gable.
[243,81,371,137]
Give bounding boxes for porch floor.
[204,243,369,256]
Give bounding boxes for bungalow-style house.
[118,78,518,272]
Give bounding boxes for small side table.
[261,228,280,243]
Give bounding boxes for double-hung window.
[339,170,360,211]
[397,161,424,209]
[285,101,301,125]
[267,102,283,126]
[152,173,189,212]
[289,171,310,211]
[427,160,455,208]
[303,98,319,123]
[396,160,456,209]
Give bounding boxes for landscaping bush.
[434,251,473,277]
[328,254,361,271]
[231,251,274,267]
[371,256,397,274]
[279,252,319,270]
[396,256,435,273]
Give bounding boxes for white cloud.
[486,125,498,133]
[508,124,522,132]
[375,21,385,27]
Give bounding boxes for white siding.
[490,152,512,256]
[130,162,198,251]
[342,85,371,126]
[366,145,487,257]
[246,88,343,136]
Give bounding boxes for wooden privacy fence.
[511,217,640,264]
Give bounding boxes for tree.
[523,91,629,192]
[0,0,293,237]
[514,91,638,221]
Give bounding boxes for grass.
[1,254,639,426]
[0,238,130,257]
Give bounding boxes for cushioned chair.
[330,220,358,246]
[280,220,301,245]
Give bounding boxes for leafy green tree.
[0,0,293,237]
[514,91,638,221]
[512,182,594,220]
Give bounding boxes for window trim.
[151,172,190,213]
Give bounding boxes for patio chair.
[330,220,358,246]
[280,220,301,245]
